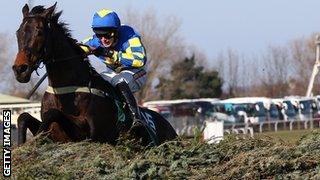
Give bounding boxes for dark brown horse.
[13,3,177,146]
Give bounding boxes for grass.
[257,129,314,145]
[2,130,320,179]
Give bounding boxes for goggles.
[93,28,116,39]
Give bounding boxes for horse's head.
[13,3,56,83]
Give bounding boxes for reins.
[22,12,113,100]
[44,54,88,65]
[22,14,94,98]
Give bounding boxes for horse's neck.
[46,27,89,87]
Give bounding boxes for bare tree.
[121,9,320,99]
[259,45,292,97]
[122,8,190,101]
[290,34,319,95]
[238,54,260,97]
[215,49,241,97]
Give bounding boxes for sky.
[2,0,320,59]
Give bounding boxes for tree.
[197,70,223,98]
[214,49,244,97]
[122,8,189,101]
[156,55,222,99]
[259,45,292,97]
[290,34,320,95]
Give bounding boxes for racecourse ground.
[2,129,320,179]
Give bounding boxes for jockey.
[79,9,147,134]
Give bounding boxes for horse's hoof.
[129,122,148,137]
[130,121,143,131]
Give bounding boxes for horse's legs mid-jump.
[17,112,42,145]
[18,109,84,145]
[38,109,84,142]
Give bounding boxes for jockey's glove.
[91,46,110,57]
[77,43,92,55]
[92,47,119,65]
[105,51,119,65]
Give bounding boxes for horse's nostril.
[14,64,29,74]
[20,65,28,72]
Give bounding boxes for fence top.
[0,93,31,104]
[0,102,41,109]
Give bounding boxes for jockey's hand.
[77,43,91,55]
[91,46,109,57]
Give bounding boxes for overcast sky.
[2,0,320,59]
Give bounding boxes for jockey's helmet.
[92,9,120,45]
[92,9,120,29]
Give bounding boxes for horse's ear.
[22,4,29,17]
[42,2,57,19]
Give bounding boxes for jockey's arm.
[79,36,114,64]
[79,36,146,68]
[117,37,146,68]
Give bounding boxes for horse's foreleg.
[17,112,41,145]
[47,122,72,143]
[38,109,82,142]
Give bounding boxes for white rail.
[0,102,42,124]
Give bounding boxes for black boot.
[116,82,146,132]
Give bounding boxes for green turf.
[257,129,314,144]
[4,130,320,179]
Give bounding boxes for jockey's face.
[94,28,117,48]
[99,36,115,48]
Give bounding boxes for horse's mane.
[30,6,100,77]
[30,6,116,93]
[30,6,73,41]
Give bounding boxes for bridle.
[19,6,105,100]
[20,14,86,75]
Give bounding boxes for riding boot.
[116,81,146,132]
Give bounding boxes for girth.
[46,86,108,98]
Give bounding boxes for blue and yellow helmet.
[92,9,121,29]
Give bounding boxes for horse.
[12,3,177,146]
